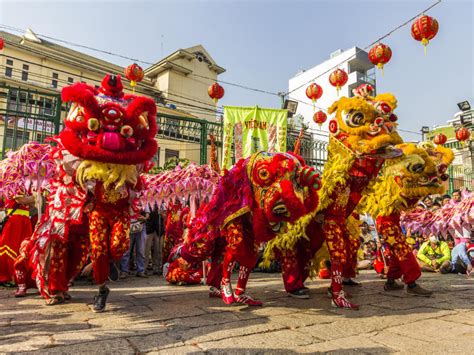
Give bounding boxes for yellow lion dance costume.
[265,84,404,309]
[351,142,454,294]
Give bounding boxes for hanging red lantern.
[368,43,392,75]
[305,83,323,110]
[0,38,4,51]
[433,133,447,145]
[313,110,327,127]
[455,127,471,146]
[124,63,144,91]
[411,15,439,54]
[329,69,348,95]
[208,82,224,104]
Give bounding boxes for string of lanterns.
[300,14,440,112]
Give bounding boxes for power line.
[0,24,280,97]
[0,0,442,100]
[285,0,442,96]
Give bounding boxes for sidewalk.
[1,271,473,353]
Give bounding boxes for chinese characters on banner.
[222,106,287,169]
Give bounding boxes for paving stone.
[197,329,315,351]
[297,333,389,353]
[0,271,471,353]
[178,318,288,344]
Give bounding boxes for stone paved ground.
[0,271,473,354]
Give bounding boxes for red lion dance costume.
[173,151,321,306]
[14,75,157,311]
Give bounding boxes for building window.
[6,59,13,66]
[153,147,161,167]
[7,89,24,112]
[5,67,12,78]
[5,128,31,152]
[40,98,53,116]
[165,148,179,161]
[21,64,29,81]
[68,77,74,84]
[51,72,58,88]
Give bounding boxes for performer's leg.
[13,256,31,297]
[343,231,361,285]
[89,210,111,312]
[220,251,236,304]
[234,264,263,306]
[47,239,69,297]
[278,247,308,297]
[324,219,359,310]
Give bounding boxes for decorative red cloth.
[0,202,32,283]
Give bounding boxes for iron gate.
[0,84,61,158]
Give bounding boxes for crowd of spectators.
[356,189,474,278]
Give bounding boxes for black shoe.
[108,262,119,282]
[342,279,361,286]
[384,280,405,291]
[288,288,310,299]
[92,286,110,313]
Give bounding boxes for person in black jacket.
[144,206,165,275]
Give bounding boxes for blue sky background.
[1,0,472,140]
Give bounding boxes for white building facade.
[288,47,375,137]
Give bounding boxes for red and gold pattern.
[269,87,404,309]
[208,82,224,104]
[124,63,144,88]
[356,142,455,285]
[368,43,392,73]
[166,257,203,285]
[329,69,348,94]
[411,15,439,52]
[179,151,321,305]
[433,133,447,145]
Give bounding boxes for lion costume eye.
[252,162,275,186]
[344,110,366,127]
[407,162,425,174]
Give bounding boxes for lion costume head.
[361,142,454,217]
[61,74,157,165]
[327,84,403,156]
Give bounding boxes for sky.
[0,0,473,141]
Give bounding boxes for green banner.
[222,106,287,169]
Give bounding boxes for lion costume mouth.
[364,145,403,159]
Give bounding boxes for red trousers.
[14,220,89,298]
[278,219,325,292]
[89,209,130,285]
[377,215,421,284]
[0,215,32,283]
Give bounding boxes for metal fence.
[448,165,473,194]
[0,83,329,168]
[0,83,61,158]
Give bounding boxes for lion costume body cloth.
[266,84,404,309]
[356,142,454,284]
[177,151,321,305]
